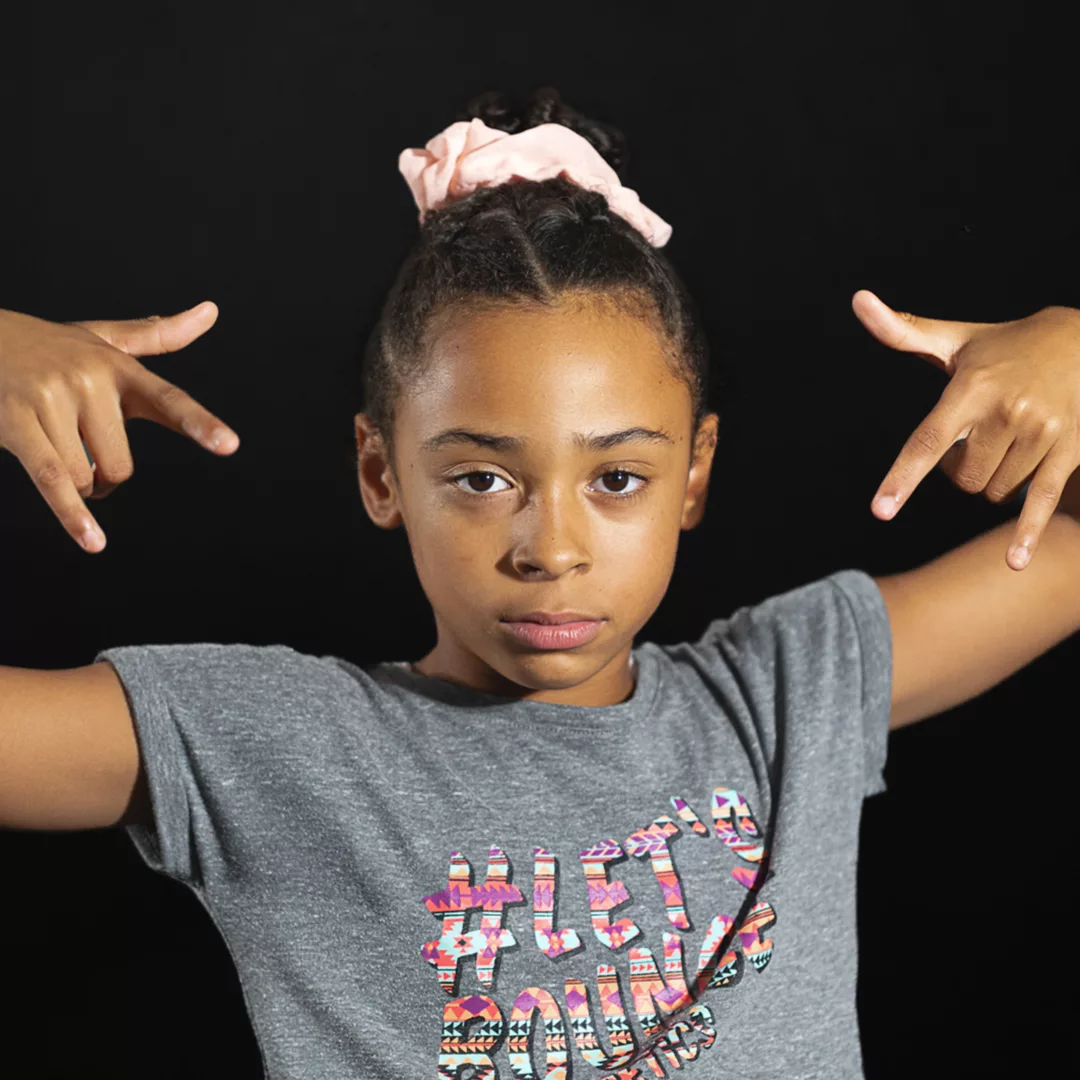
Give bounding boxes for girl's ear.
[354,413,404,530]
[681,412,719,531]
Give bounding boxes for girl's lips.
[499,619,605,650]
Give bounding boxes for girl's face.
[355,296,718,707]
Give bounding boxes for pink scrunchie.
[398,117,673,248]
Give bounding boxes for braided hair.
[362,86,712,462]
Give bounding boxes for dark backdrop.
[1,2,1075,1077]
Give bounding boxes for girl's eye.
[451,470,647,497]
[592,470,647,496]
[453,472,512,494]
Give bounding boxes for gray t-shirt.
[95,568,892,1080]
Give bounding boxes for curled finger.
[35,392,97,500]
[79,388,135,499]
[983,420,1063,505]
[934,418,1015,496]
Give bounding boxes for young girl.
[1,87,1079,1079]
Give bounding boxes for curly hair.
[361,86,712,462]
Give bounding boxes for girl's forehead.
[412,303,690,425]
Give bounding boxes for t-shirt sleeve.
[681,568,893,799]
[93,640,338,890]
[828,570,893,797]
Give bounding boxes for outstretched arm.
[877,476,1080,728]
[851,293,1080,728]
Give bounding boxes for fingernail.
[80,523,105,552]
[873,493,899,518]
[212,429,237,451]
[1008,544,1030,569]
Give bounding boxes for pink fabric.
[398,117,673,248]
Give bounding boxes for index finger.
[123,367,240,453]
[871,390,972,519]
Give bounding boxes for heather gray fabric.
[95,568,891,1080]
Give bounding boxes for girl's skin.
[2,292,1080,725]
[354,293,719,707]
[349,291,1080,721]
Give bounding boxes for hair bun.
[454,86,630,177]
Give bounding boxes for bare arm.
[0,302,237,831]
[850,293,1080,727]
[878,480,1080,729]
[0,662,151,829]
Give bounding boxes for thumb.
[851,290,982,374]
[72,301,219,357]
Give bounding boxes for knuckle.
[912,425,942,456]
[153,382,189,412]
[71,465,94,493]
[1003,395,1033,425]
[32,372,67,405]
[71,354,118,393]
[33,458,67,488]
[1039,413,1065,438]
[1027,481,1060,506]
[954,469,986,494]
[956,367,993,396]
[98,458,134,484]
[68,366,100,396]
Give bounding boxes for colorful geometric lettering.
[695,900,777,990]
[627,932,693,1041]
[641,1053,668,1078]
[710,788,766,888]
[669,796,709,837]
[579,839,641,949]
[564,966,637,1069]
[421,846,524,994]
[739,899,777,972]
[532,847,583,960]
[507,987,568,1079]
[624,816,690,930]
[686,1003,717,1052]
[438,994,505,1080]
[694,914,739,990]
[661,1021,700,1067]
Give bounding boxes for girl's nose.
[510,492,592,580]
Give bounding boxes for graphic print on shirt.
[420,785,775,1078]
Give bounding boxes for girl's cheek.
[424,520,497,580]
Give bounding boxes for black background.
[1,2,1076,1077]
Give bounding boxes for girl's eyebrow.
[422,426,675,453]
